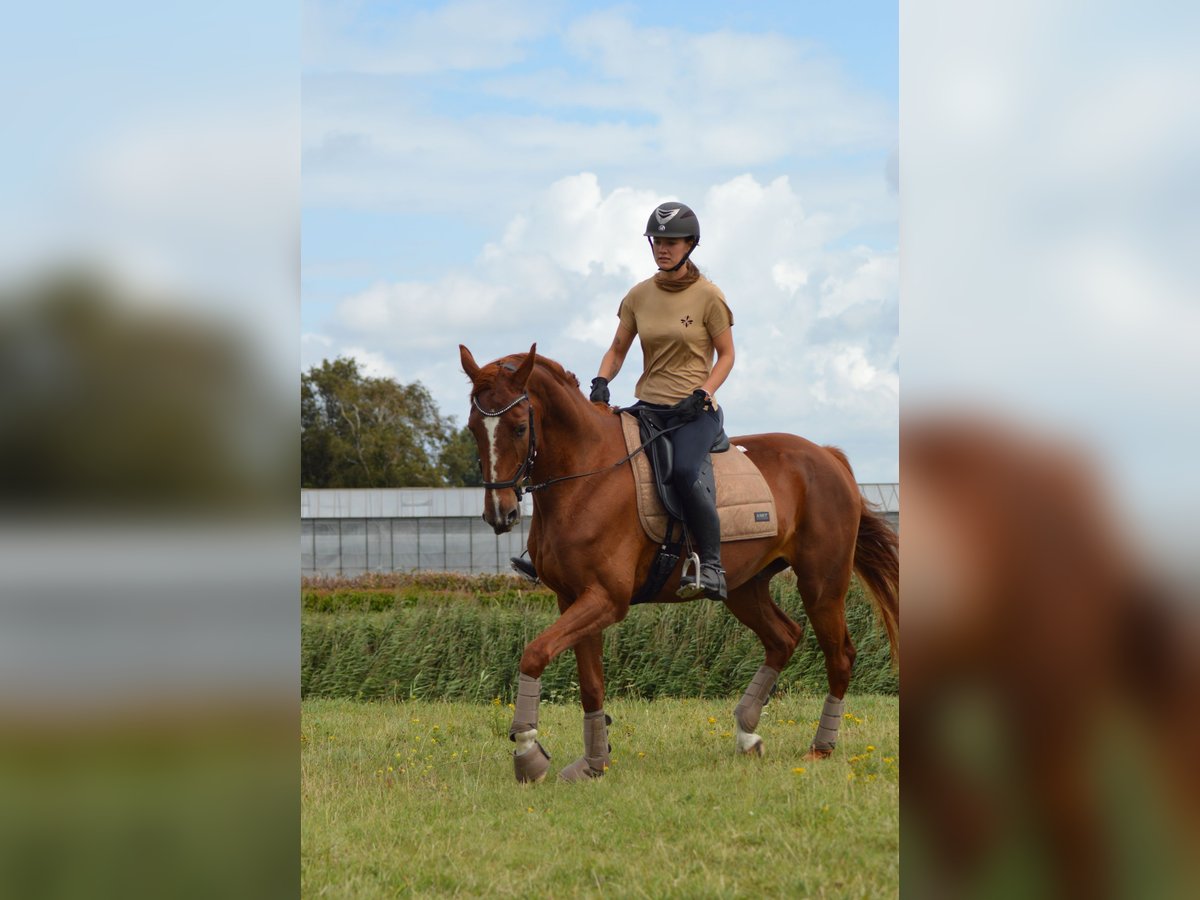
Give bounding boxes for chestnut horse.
[459,344,899,783]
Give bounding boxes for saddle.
[620,409,778,604]
[620,411,778,546]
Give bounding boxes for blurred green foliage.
[0,269,292,514]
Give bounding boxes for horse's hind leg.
[724,574,804,756]
[790,555,857,760]
[557,630,612,782]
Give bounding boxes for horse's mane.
[481,352,581,394]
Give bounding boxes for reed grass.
[301,574,897,702]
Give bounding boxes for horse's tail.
[824,445,900,668]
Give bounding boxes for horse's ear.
[459,344,481,381]
[513,343,537,389]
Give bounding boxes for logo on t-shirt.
[680,315,694,327]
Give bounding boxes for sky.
[302,0,900,482]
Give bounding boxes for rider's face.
[651,236,691,270]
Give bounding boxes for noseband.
[473,392,537,500]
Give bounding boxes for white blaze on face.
[482,415,502,521]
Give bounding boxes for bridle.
[472,388,687,502]
[473,391,538,501]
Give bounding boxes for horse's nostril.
[506,509,519,525]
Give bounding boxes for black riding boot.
[510,556,539,583]
[675,477,727,602]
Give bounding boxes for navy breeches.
[634,401,724,491]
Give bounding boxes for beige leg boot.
[732,665,779,756]
[806,693,845,759]
[558,710,612,782]
[510,673,550,783]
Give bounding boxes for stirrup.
[678,559,727,602]
[510,557,539,584]
[676,551,703,598]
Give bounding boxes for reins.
[473,393,685,500]
[522,414,686,495]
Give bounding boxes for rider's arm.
[700,327,735,399]
[597,324,635,381]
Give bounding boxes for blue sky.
[303,0,898,480]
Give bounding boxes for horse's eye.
[515,424,528,437]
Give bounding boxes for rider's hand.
[676,389,710,422]
[589,376,610,404]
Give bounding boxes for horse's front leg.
[509,589,619,784]
[557,630,612,782]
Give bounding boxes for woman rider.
[589,201,735,602]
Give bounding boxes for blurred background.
[0,3,298,898]
[903,1,1200,895]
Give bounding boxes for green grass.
[302,695,898,898]
[302,576,898,702]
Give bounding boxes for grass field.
[302,694,898,898]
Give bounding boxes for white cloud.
[772,262,809,295]
[482,173,657,278]
[304,0,554,74]
[341,347,399,380]
[819,251,898,319]
[303,8,894,214]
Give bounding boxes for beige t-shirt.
[617,275,734,404]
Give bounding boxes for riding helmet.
[644,202,700,244]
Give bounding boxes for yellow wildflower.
[792,767,806,774]
[707,716,716,724]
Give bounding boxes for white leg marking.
[482,416,501,521]
[736,723,763,755]
[513,728,539,756]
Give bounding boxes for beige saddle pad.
[620,412,779,545]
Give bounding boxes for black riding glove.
[676,389,710,422]
[589,376,610,404]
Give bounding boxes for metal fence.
[301,485,897,577]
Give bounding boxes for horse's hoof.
[803,746,834,762]
[557,756,606,783]
[514,741,551,784]
[736,732,764,756]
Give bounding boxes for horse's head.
[460,343,537,534]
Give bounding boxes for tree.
[301,357,481,488]
[440,425,483,487]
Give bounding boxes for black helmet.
[644,202,700,243]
